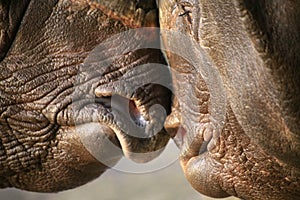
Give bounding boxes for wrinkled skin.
[0,0,171,192]
[1,0,300,199]
[160,0,300,199]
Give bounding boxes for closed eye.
[177,0,201,41]
[177,0,193,23]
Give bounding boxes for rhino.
[0,0,173,192]
[160,0,300,199]
[0,0,299,199]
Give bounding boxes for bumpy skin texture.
[0,0,171,192]
[161,0,300,199]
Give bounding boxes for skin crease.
[160,0,300,199]
[0,0,172,192]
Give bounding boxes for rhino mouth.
[52,51,172,163]
[95,96,148,127]
[166,123,216,158]
[94,84,171,162]
[54,90,170,165]
[95,95,149,129]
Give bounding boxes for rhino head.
[0,0,172,192]
[160,0,300,199]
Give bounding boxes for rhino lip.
[95,95,148,128]
[93,94,171,163]
[166,124,216,156]
[54,94,149,134]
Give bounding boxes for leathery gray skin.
[160,0,300,199]
[0,0,172,192]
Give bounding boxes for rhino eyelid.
[177,0,193,16]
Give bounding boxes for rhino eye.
[177,0,193,21]
[177,0,200,41]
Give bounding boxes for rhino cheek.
[6,126,113,193]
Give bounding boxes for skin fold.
[0,0,171,192]
[160,0,300,199]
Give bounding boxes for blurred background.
[0,141,239,200]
